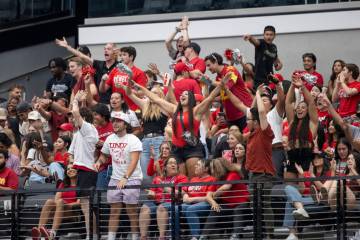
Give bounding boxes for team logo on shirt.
[0,177,6,186]
[114,75,129,88]
[188,185,201,192]
[338,89,349,98]
[109,143,128,150]
[302,73,318,85]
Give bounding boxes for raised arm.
[132,81,176,116]
[243,34,260,47]
[120,84,147,110]
[285,78,296,124]
[255,88,269,130]
[71,91,84,127]
[339,73,359,96]
[194,85,221,118]
[300,79,318,132]
[275,80,285,117]
[224,87,248,115]
[180,16,190,46]
[55,37,93,65]
[332,76,340,102]
[165,26,180,54]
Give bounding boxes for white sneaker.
[292,208,310,220]
[286,233,298,240]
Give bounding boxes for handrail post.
[342,178,347,239]
[336,178,342,240]
[170,185,176,240]
[252,181,262,240]
[89,187,94,240]
[176,185,182,240]
[96,189,101,238]
[11,193,17,240]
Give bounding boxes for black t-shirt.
[254,39,278,87]
[93,60,118,104]
[45,73,74,99]
[142,113,168,135]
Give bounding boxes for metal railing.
[0,175,360,240]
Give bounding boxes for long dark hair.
[111,92,129,113]
[25,132,42,158]
[312,156,330,177]
[172,91,196,137]
[242,62,255,81]
[62,165,77,188]
[345,151,360,175]
[289,104,311,149]
[335,137,352,162]
[329,59,345,82]
[327,122,344,147]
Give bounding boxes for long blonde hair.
[142,86,164,121]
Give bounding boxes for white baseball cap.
[28,111,42,120]
[111,111,130,124]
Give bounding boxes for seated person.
[283,151,331,240]
[31,164,79,240]
[200,158,250,240]
[0,149,18,190]
[139,157,187,240]
[182,159,216,240]
[147,142,171,177]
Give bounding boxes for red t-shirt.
[59,183,77,204]
[295,70,324,91]
[106,65,147,111]
[187,57,206,79]
[185,176,217,198]
[151,174,188,203]
[221,171,249,207]
[50,111,67,142]
[147,158,164,177]
[96,122,114,172]
[172,111,201,148]
[54,151,70,166]
[0,167,18,190]
[216,65,253,121]
[246,125,275,176]
[337,81,360,117]
[173,78,202,101]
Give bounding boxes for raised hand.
[318,93,331,107]
[292,74,303,88]
[148,63,160,75]
[294,163,304,176]
[55,37,68,48]
[243,34,251,41]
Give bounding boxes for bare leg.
[126,204,139,236]
[346,186,357,210]
[185,157,199,179]
[108,202,122,232]
[157,204,169,238]
[328,181,337,210]
[139,205,151,238]
[38,199,56,227]
[80,198,91,236]
[52,199,73,232]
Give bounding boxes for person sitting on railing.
[146,142,171,178]
[200,157,250,240]
[282,151,331,240]
[181,159,216,240]
[139,157,187,240]
[325,151,360,211]
[31,163,79,240]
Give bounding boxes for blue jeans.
[182,202,211,237]
[283,185,314,228]
[49,162,65,180]
[96,165,112,188]
[140,136,164,184]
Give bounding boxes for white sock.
[108,232,116,240]
[132,233,139,240]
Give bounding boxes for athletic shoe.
[292,208,310,220]
[320,187,329,205]
[286,233,299,240]
[39,226,53,240]
[31,227,41,240]
[310,185,320,204]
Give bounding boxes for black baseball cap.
[16,102,32,113]
[185,42,201,55]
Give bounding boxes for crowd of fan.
[0,16,360,240]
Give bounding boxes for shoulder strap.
[179,111,186,131]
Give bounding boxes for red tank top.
[288,121,313,144]
[172,111,200,147]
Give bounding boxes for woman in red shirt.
[146,141,171,177]
[139,157,187,240]
[132,79,222,178]
[182,159,216,239]
[31,164,79,240]
[53,135,71,167]
[285,74,318,179]
[201,158,250,239]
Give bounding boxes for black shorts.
[171,142,205,163]
[77,169,98,198]
[227,116,247,132]
[287,148,313,173]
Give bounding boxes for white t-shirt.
[111,110,140,128]
[68,121,99,171]
[266,107,283,145]
[101,133,143,181]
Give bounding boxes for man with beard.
[0,149,18,190]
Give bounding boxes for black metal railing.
[1,175,360,240]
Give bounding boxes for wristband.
[123,175,129,180]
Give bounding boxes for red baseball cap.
[194,94,204,103]
[174,62,190,75]
[57,123,74,132]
